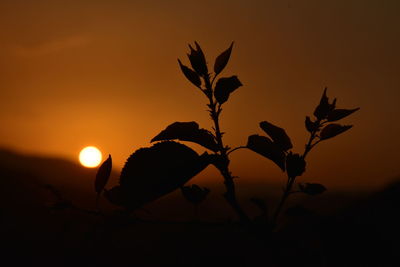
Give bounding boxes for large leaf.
[247,135,286,171]
[305,116,318,133]
[214,76,242,105]
[259,121,292,151]
[178,59,201,87]
[320,124,352,140]
[105,141,210,210]
[94,154,112,194]
[181,184,210,205]
[151,121,219,152]
[327,108,360,122]
[214,42,233,75]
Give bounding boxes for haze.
[0,0,399,189]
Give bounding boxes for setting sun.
[79,146,102,168]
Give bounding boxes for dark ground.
[0,149,399,266]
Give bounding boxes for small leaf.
[151,121,219,152]
[327,108,360,122]
[299,183,327,196]
[181,184,210,205]
[214,76,242,105]
[320,124,352,140]
[187,42,208,76]
[214,42,234,75]
[286,152,306,178]
[247,135,286,171]
[259,121,292,151]
[313,88,335,120]
[305,116,318,133]
[95,155,112,194]
[178,59,201,87]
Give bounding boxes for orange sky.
[0,0,399,189]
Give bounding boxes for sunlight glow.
[79,146,102,168]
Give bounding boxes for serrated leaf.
[320,124,352,140]
[299,183,327,196]
[151,121,219,152]
[259,121,292,151]
[187,42,208,76]
[313,88,335,120]
[214,76,242,104]
[105,142,211,210]
[247,135,286,171]
[95,154,112,194]
[214,42,233,75]
[327,108,360,122]
[178,59,201,87]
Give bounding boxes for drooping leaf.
[151,121,219,152]
[320,124,352,140]
[95,154,112,194]
[178,59,201,87]
[181,184,210,205]
[247,135,286,171]
[187,42,208,76]
[259,121,292,151]
[105,141,211,210]
[327,108,360,122]
[299,183,327,196]
[305,116,318,133]
[286,152,306,178]
[214,76,242,104]
[214,42,234,75]
[313,88,335,120]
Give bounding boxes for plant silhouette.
[94,42,359,230]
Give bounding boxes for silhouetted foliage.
[104,141,210,210]
[95,155,112,194]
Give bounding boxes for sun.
[79,146,102,168]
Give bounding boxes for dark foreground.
[0,149,399,266]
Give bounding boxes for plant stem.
[271,120,322,229]
[204,75,250,223]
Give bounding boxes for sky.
[0,0,399,190]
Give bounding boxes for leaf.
[327,108,360,122]
[313,88,335,120]
[247,135,286,171]
[305,116,318,133]
[286,152,306,178]
[320,124,352,140]
[178,59,201,87]
[214,76,242,105]
[105,141,211,210]
[299,183,327,196]
[95,154,112,194]
[151,121,219,152]
[259,121,292,151]
[181,184,210,204]
[214,42,234,75]
[187,42,208,76]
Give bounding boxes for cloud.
[13,35,91,57]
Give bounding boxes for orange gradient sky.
[0,0,399,189]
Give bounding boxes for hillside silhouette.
[1,148,399,266]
